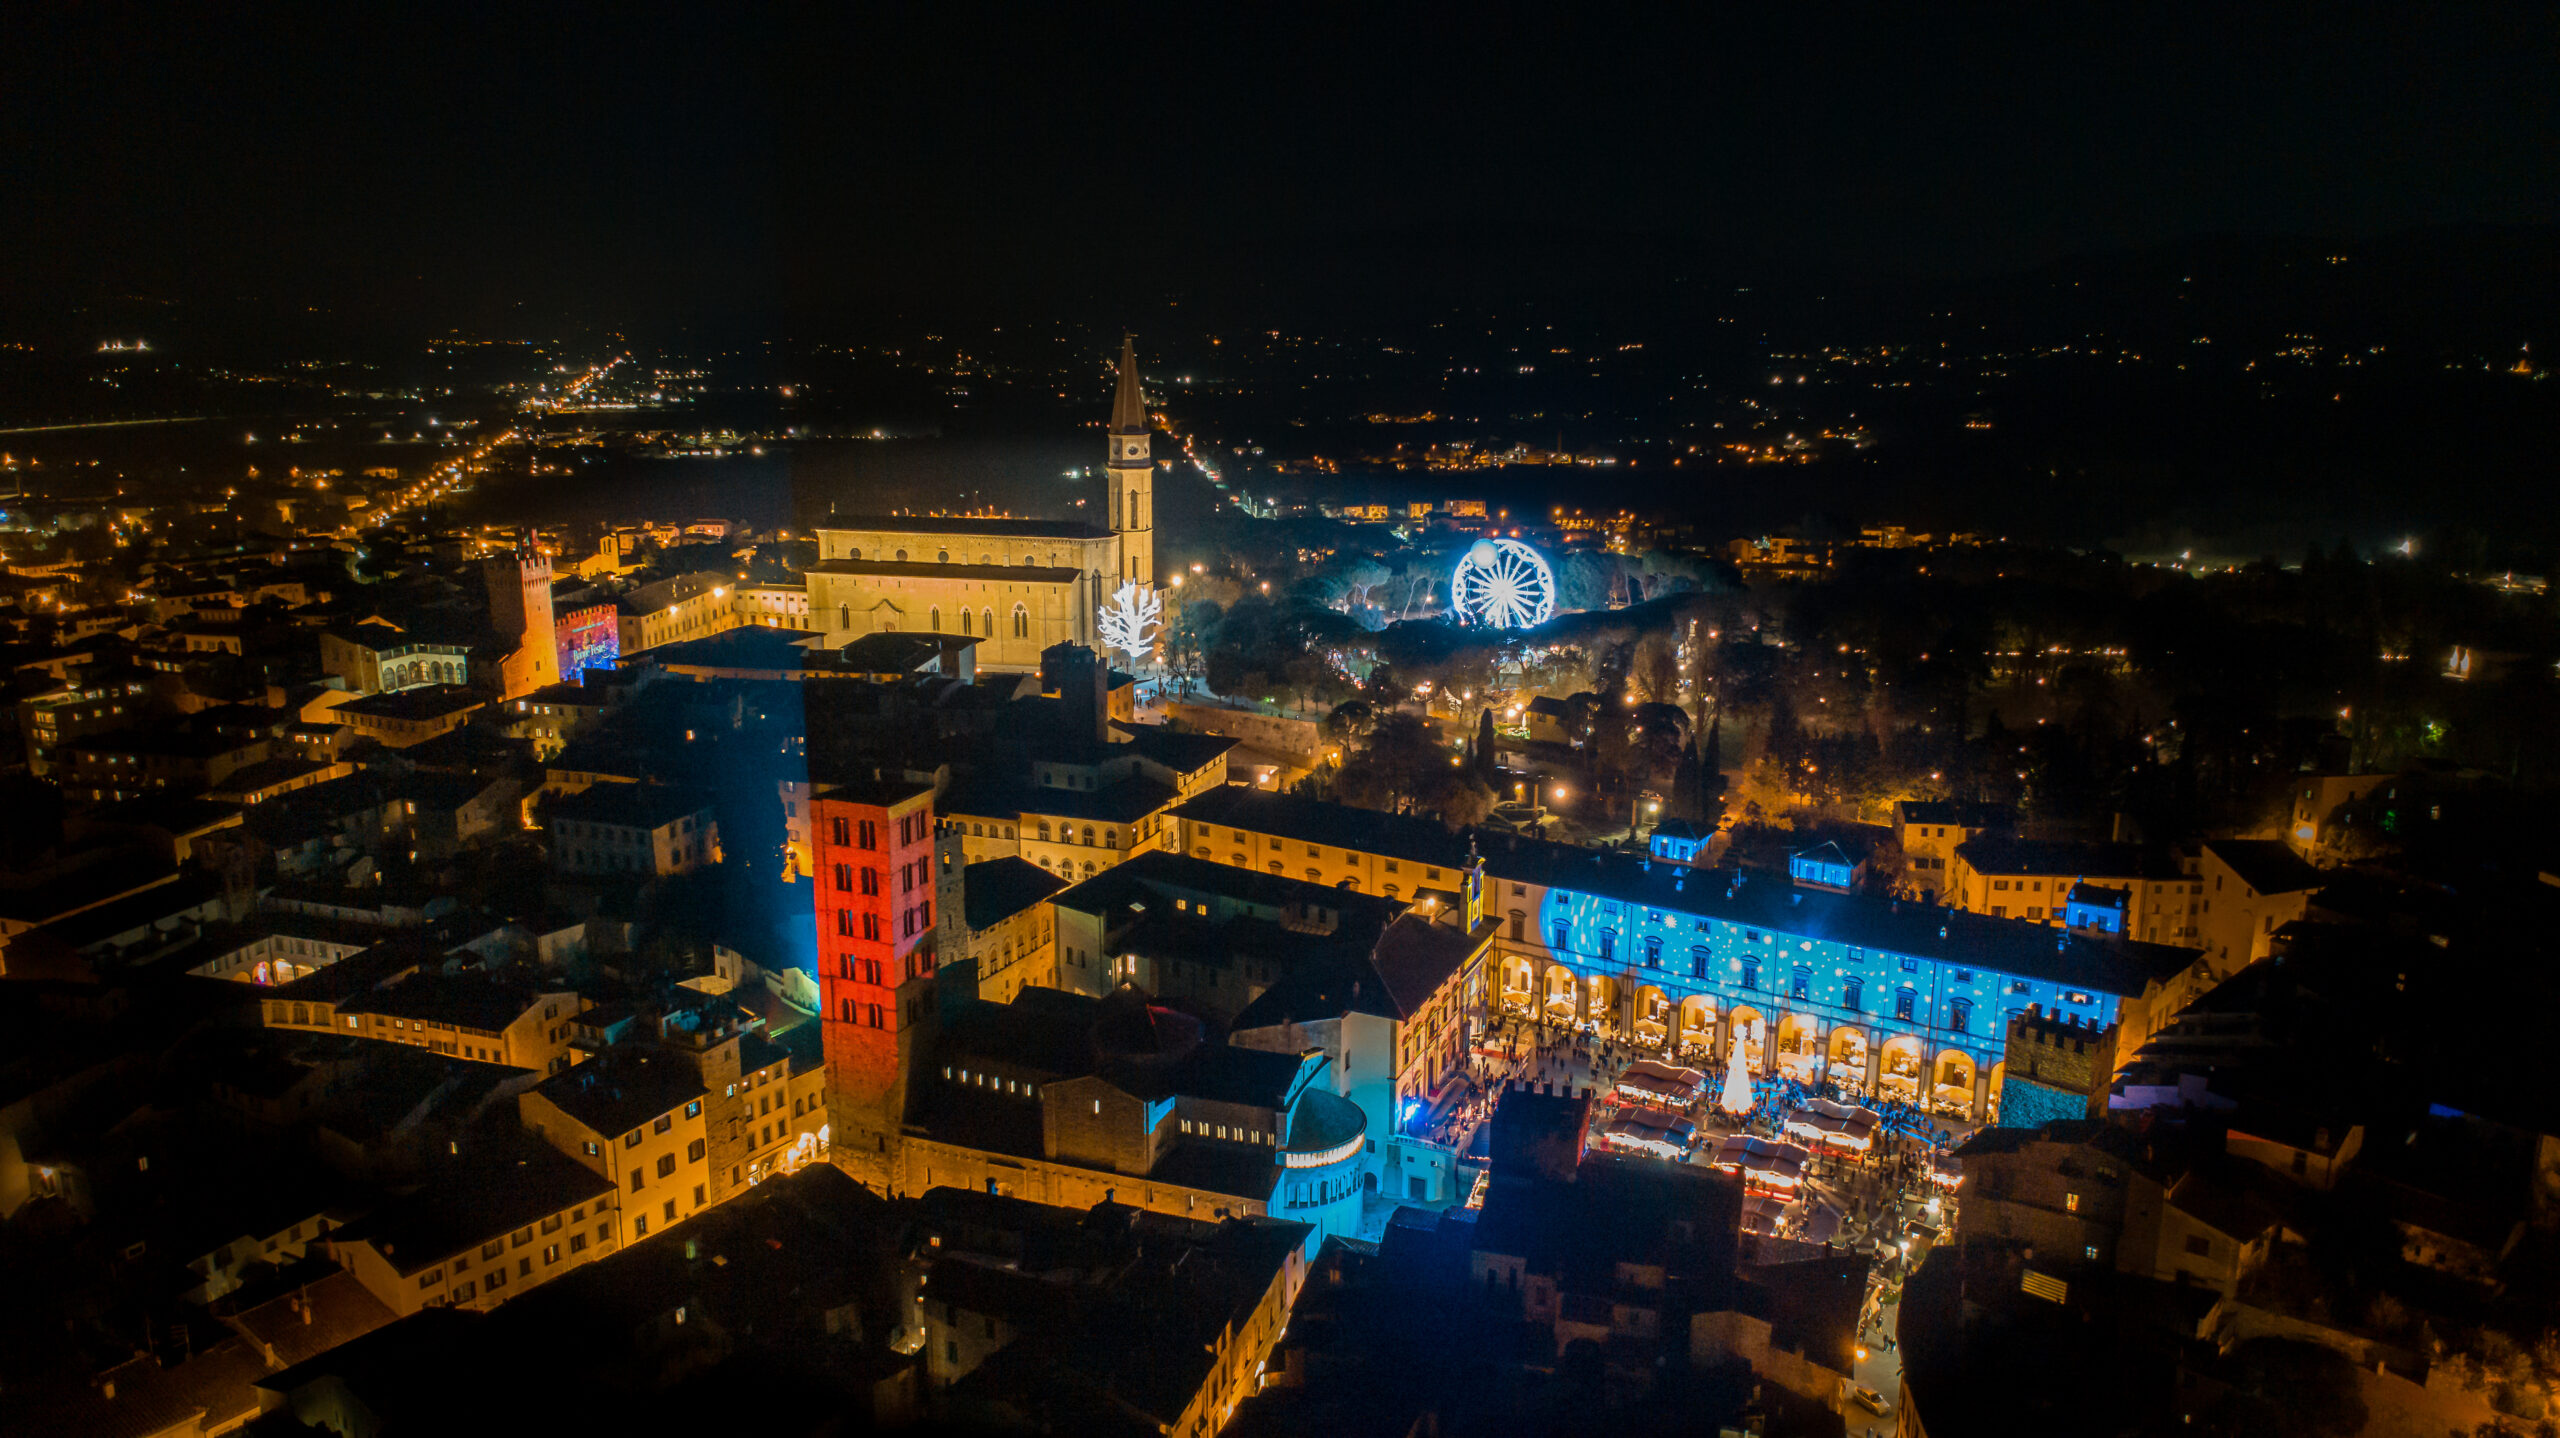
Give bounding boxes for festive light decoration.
[1450,538,1556,629]
[1719,1039,1757,1116]
[1097,580,1162,657]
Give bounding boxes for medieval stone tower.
[483,548,557,699]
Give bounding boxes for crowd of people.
[1451,1019,1962,1268]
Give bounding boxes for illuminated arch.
[1728,1004,1766,1071]
[1775,1013,1823,1083]
[1827,1026,1871,1091]
[1934,1049,1979,1113]
[1676,995,1718,1060]
[1542,963,1580,1023]
[1878,1034,1926,1102]
[1586,973,1624,1036]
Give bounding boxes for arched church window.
[930,608,942,632]
[838,605,850,630]
[895,549,907,561]
[982,607,994,636]
[937,550,949,564]
[847,548,860,560]
[959,609,972,636]
[1012,605,1028,638]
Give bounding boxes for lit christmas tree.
[1719,1034,1756,1116]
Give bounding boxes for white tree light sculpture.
[1450,538,1557,629]
[1097,581,1162,658]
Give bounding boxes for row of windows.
[840,545,1070,567]
[1034,821,1121,848]
[1178,1117,1271,1144]
[834,602,1035,637]
[945,1066,1037,1098]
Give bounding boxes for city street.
[1851,1299,1905,1431]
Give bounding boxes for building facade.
[800,338,1158,670]
[616,571,738,654]
[1172,792,2196,1123]
[1945,836,2203,945]
[544,783,721,878]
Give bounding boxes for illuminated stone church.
[803,336,1158,670]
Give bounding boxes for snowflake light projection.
[1450,538,1556,629]
[1097,581,1162,657]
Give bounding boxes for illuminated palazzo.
[1171,790,2192,1124]
[1487,847,2183,1122]
[802,336,1157,669]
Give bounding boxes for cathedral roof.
[812,515,1110,541]
[806,558,1086,583]
[1112,334,1147,435]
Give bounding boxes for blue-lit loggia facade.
[1483,856,2170,1122]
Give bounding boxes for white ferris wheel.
[1449,538,1557,629]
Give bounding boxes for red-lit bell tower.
[811,777,940,1189]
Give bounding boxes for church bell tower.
[1106,334,1153,589]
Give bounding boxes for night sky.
[4,5,2552,330]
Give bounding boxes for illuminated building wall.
[811,780,940,1185]
[554,601,620,678]
[1172,792,2182,1124]
[1501,876,2153,1122]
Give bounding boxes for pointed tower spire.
[1111,333,1147,435]
[1105,334,1154,590]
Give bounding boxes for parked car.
[1852,1384,1890,1415]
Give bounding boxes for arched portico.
[1542,964,1580,1025]
[1728,1005,1767,1073]
[1586,974,1625,1038]
[1933,1049,1979,1117]
[1878,1034,1925,1103]
[1676,996,1717,1062]
[1775,1013,1823,1084]
[1634,986,1673,1050]
[1827,1025,1870,1094]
